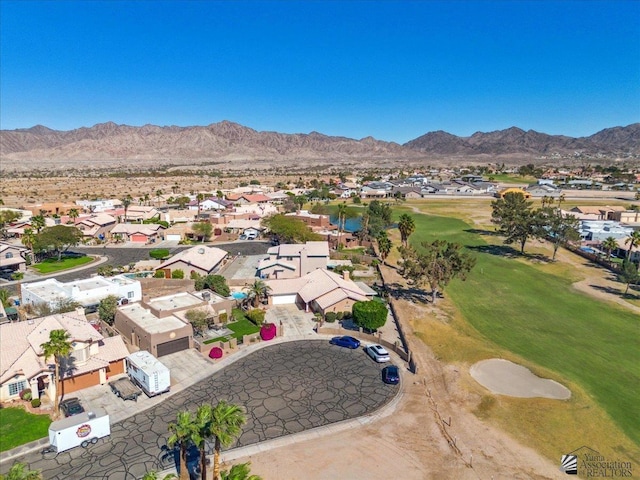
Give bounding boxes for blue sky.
[1,0,638,143]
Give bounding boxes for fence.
[317,325,409,362]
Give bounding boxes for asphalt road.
[54,241,271,283]
[11,341,398,480]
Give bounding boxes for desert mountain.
[1,121,638,170]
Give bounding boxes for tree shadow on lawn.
[463,228,501,237]
[384,282,432,304]
[591,283,640,300]
[467,244,549,262]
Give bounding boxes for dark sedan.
[329,336,361,349]
[59,397,85,417]
[382,365,400,385]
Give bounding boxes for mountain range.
[1,121,638,171]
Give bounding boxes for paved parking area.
[220,254,264,282]
[10,341,399,480]
[266,305,316,338]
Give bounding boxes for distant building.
[257,241,330,279]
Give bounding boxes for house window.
[9,380,27,397]
[127,291,134,299]
[5,252,13,259]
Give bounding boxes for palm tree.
[21,228,36,263]
[244,280,271,308]
[624,230,640,260]
[0,288,10,308]
[156,190,164,206]
[601,236,619,262]
[193,404,213,480]
[220,463,262,480]
[0,462,42,480]
[376,232,392,265]
[31,215,46,233]
[168,411,198,480]
[40,329,72,418]
[210,401,247,480]
[68,208,80,223]
[141,472,177,480]
[397,213,415,247]
[336,202,348,249]
[121,195,132,222]
[196,193,205,218]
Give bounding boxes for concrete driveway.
[8,341,399,480]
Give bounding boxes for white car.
[365,344,390,363]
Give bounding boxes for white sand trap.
[470,359,571,400]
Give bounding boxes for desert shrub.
[219,312,228,323]
[31,398,41,408]
[20,389,32,401]
[246,309,265,326]
[171,269,185,279]
[154,270,166,278]
[352,300,387,332]
[11,272,24,280]
[325,312,337,323]
[336,311,344,320]
[149,248,170,260]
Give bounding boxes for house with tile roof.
[0,310,129,401]
[156,245,228,278]
[73,213,117,240]
[266,269,369,315]
[257,241,329,279]
[110,223,165,243]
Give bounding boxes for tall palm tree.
[397,213,415,247]
[336,202,348,249]
[156,190,164,206]
[193,404,213,480]
[21,228,36,263]
[0,462,42,480]
[601,236,619,262]
[376,232,392,265]
[624,230,640,260]
[121,195,132,223]
[0,288,10,308]
[210,401,247,480]
[220,463,262,480]
[168,411,198,480]
[196,193,205,218]
[244,280,271,308]
[40,329,72,418]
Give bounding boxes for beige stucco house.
[0,310,129,402]
[257,241,329,279]
[156,245,228,278]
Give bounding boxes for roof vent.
[198,248,205,254]
[87,411,96,419]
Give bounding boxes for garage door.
[156,337,189,357]
[272,294,297,305]
[166,234,181,242]
[131,234,148,243]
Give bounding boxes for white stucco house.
[21,275,142,310]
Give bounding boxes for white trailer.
[126,350,171,397]
[48,409,110,453]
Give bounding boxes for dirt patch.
[470,359,571,400]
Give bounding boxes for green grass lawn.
[0,407,51,452]
[32,255,93,274]
[398,210,640,446]
[203,313,260,344]
[489,173,536,184]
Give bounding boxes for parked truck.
[48,408,110,453]
[126,350,171,397]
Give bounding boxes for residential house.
[526,183,562,197]
[21,275,142,310]
[224,219,264,235]
[226,193,272,205]
[76,199,121,213]
[579,220,633,242]
[285,210,335,231]
[24,203,78,216]
[496,187,531,199]
[110,223,165,243]
[257,241,330,279]
[187,198,232,211]
[0,242,29,272]
[155,245,228,278]
[74,213,117,241]
[0,310,129,401]
[608,210,640,224]
[123,205,160,222]
[570,206,626,221]
[391,187,423,199]
[266,269,369,315]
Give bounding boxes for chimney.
[342,270,350,281]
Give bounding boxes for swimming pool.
[231,291,247,300]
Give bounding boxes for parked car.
[239,234,247,240]
[382,365,400,384]
[330,336,361,349]
[364,344,391,363]
[59,397,85,417]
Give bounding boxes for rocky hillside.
[1,121,638,170]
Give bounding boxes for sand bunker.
[470,359,571,400]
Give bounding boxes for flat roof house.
[21,275,142,310]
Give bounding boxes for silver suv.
[365,344,390,363]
